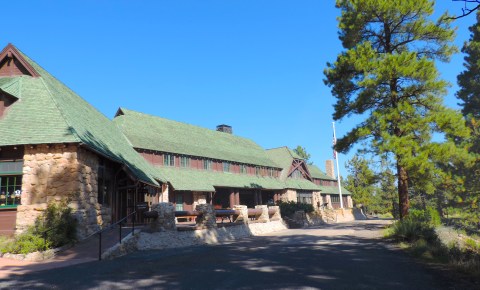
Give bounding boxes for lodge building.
[0,44,351,238]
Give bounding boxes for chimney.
[326,160,335,178]
[216,124,232,134]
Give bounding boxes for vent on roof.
[216,124,232,134]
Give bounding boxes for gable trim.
[0,44,40,77]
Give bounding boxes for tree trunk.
[397,161,409,220]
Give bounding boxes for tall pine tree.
[456,11,480,215]
[458,11,480,120]
[344,155,376,211]
[324,0,470,219]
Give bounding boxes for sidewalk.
[0,226,139,279]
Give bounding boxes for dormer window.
[0,92,17,119]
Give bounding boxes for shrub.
[0,228,49,254]
[276,201,314,218]
[0,200,77,255]
[35,201,77,248]
[408,207,441,226]
[388,218,438,243]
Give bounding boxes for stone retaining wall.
[102,220,288,260]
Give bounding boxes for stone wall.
[192,191,207,210]
[16,144,112,239]
[103,221,288,259]
[160,183,169,202]
[279,189,297,202]
[312,191,321,210]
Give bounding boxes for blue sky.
[1,1,476,177]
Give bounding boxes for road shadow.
[2,221,476,290]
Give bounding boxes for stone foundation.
[16,144,112,239]
[103,220,288,259]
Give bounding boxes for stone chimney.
[326,160,335,178]
[216,124,232,134]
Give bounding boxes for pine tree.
[458,11,480,120]
[455,11,480,215]
[324,0,470,219]
[344,155,376,212]
[293,145,312,165]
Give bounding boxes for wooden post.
[230,190,235,208]
[235,190,240,205]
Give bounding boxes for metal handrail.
[97,210,137,261]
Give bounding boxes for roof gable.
[266,146,312,181]
[287,158,312,181]
[0,44,39,78]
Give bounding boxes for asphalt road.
[1,221,477,290]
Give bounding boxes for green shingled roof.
[265,147,301,180]
[0,45,163,186]
[157,167,285,192]
[113,108,279,168]
[265,147,322,190]
[307,164,336,181]
[317,184,351,195]
[285,178,321,191]
[307,164,351,195]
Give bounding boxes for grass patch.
[377,212,394,219]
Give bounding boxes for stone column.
[268,206,281,221]
[195,204,217,228]
[161,184,170,202]
[233,205,248,224]
[148,202,176,232]
[325,195,333,209]
[347,196,353,208]
[255,205,269,223]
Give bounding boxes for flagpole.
[332,122,344,209]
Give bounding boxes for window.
[164,154,175,166]
[240,164,247,174]
[175,194,184,211]
[180,156,190,168]
[203,159,212,171]
[255,166,260,176]
[331,195,340,203]
[268,168,275,177]
[291,169,302,179]
[223,162,230,172]
[0,175,22,208]
[297,191,312,204]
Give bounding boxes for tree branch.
[447,0,480,20]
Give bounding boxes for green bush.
[388,218,438,243]
[408,207,441,226]
[276,201,314,218]
[0,200,77,254]
[0,229,49,254]
[35,201,77,248]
